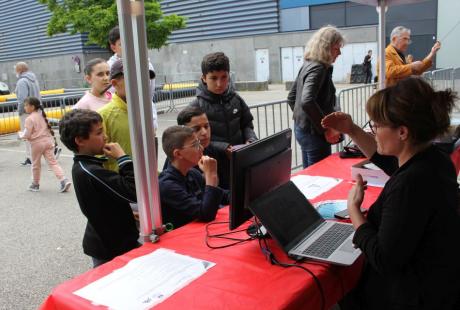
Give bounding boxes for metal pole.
[116,0,162,243]
[377,0,386,89]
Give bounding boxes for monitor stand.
[246,222,269,238]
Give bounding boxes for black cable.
[256,233,326,310]
[205,221,255,249]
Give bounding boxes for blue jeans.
[294,124,331,168]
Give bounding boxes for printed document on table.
[290,175,342,199]
[74,248,215,310]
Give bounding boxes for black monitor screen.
[229,129,292,230]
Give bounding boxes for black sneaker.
[54,147,62,160]
[21,158,32,166]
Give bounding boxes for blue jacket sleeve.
[160,170,224,227]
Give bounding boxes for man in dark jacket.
[59,109,139,268]
[190,52,257,158]
[363,50,372,84]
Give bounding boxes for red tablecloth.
[40,154,382,310]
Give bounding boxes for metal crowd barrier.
[249,83,377,170]
[249,100,303,169]
[0,94,81,135]
[1,83,378,171]
[454,68,460,93]
[431,68,454,91]
[153,80,198,112]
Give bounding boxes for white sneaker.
[59,179,72,193]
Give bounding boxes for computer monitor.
[229,128,292,230]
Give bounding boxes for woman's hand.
[324,128,341,144]
[322,112,354,135]
[347,174,367,229]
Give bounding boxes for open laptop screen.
[249,181,324,252]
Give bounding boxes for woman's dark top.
[287,60,337,134]
[352,146,460,310]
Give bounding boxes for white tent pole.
[377,0,387,89]
[116,0,162,243]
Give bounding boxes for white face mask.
[15,73,19,78]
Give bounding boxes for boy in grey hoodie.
[15,62,41,165]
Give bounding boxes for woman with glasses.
[322,77,460,310]
[159,126,230,230]
[287,25,344,168]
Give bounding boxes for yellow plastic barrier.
[0,94,17,101]
[0,106,71,135]
[0,88,66,102]
[162,82,198,90]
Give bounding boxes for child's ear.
[201,75,206,84]
[75,136,85,148]
[110,43,116,54]
[172,148,182,160]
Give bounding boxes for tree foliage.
[37,0,186,49]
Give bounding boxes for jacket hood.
[19,71,38,83]
[196,80,236,103]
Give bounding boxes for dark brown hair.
[59,109,103,153]
[201,52,230,75]
[366,77,457,145]
[84,58,107,76]
[177,106,206,125]
[162,126,194,160]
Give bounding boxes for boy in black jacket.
[190,52,257,158]
[59,109,139,268]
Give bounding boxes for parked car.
[0,81,10,95]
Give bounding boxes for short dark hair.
[177,106,206,125]
[59,109,103,153]
[201,52,230,75]
[162,126,194,160]
[366,77,457,145]
[84,58,107,76]
[108,26,120,45]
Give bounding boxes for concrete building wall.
[150,25,377,83]
[436,0,460,68]
[0,52,111,91]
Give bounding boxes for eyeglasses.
[181,139,202,150]
[369,120,395,134]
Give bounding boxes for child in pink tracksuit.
[19,96,72,192]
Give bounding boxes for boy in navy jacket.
[159,126,230,230]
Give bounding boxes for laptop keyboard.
[301,223,354,259]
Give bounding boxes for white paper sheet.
[74,248,215,310]
[290,175,342,199]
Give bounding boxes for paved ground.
[0,83,359,310]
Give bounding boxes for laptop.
[248,181,361,266]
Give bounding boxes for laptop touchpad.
[338,239,355,253]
